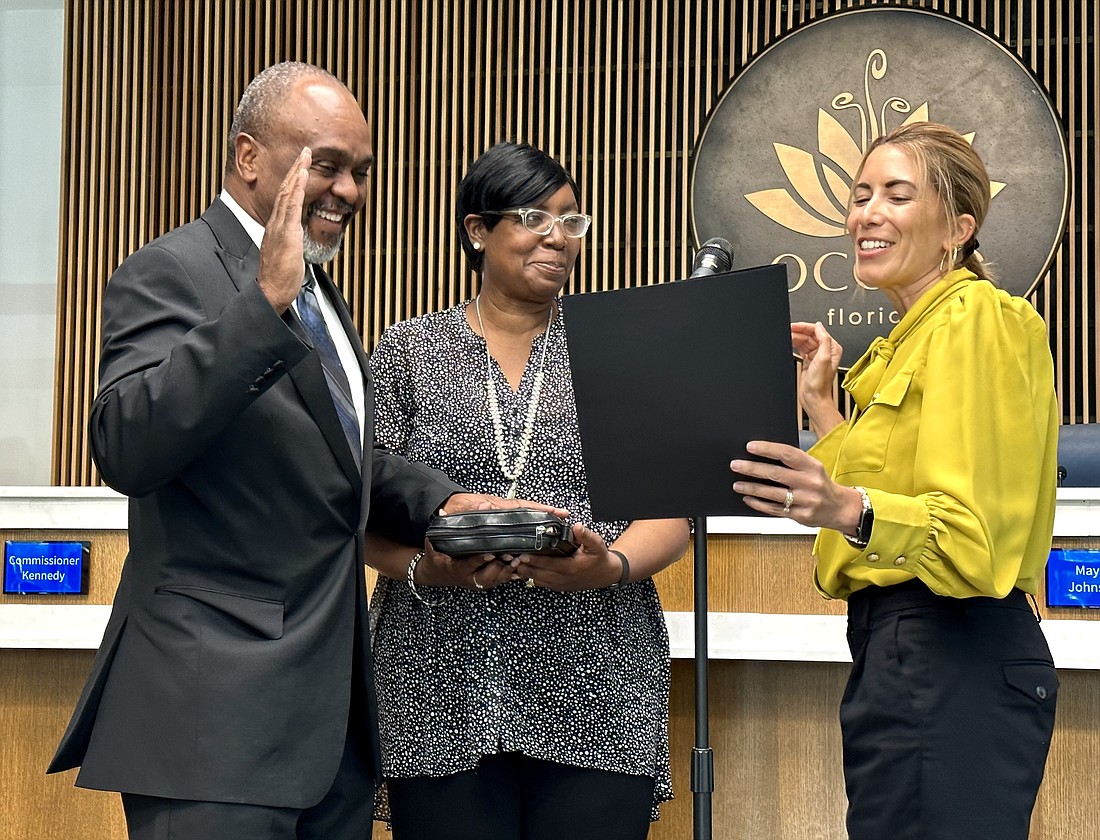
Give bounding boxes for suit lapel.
[283,307,364,490]
[202,199,364,493]
[203,200,260,292]
[313,268,369,388]
[312,268,373,524]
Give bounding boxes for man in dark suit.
[48,61,501,840]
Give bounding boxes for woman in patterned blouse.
[364,142,690,840]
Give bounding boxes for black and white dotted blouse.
[367,302,673,820]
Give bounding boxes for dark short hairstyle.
[224,61,339,176]
[455,142,580,273]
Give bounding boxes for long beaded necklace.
[474,297,554,498]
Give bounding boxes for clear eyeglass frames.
[484,208,592,238]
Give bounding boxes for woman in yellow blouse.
[731,122,1059,840]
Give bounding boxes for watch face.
[849,487,873,545]
[857,507,874,543]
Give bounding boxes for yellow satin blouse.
[809,269,1059,601]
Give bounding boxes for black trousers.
[121,732,374,840]
[842,579,1058,840]
[386,752,656,840]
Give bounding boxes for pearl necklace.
[474,297,554,498]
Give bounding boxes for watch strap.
[845,486,874,548]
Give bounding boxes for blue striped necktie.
[296,269,363,462]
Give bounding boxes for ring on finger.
[472,569,485,590]
[782,488,794,515]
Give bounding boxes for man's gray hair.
[224,62,340,176]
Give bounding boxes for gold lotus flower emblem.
[745,49,1006,237]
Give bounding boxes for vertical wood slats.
[53,0,1098,484]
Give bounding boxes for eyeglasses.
[483,208,592,238]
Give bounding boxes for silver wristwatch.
[845,486,874,548]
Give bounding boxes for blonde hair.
[854,121,993,281]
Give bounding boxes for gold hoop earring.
[940,245,960,273]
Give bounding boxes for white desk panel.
[3,488,1099,661]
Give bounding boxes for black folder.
[562,264,799,520]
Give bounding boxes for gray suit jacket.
[48,199,461,807]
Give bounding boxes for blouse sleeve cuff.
[845,488,933,576]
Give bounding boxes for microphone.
[689,237,734,278]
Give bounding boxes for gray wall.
[0,0,63,484]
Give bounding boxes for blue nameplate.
[1046,548,1100,608]
[3,541,90,595]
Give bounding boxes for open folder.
[561,263,799,520]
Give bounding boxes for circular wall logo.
[691,8,1069,367]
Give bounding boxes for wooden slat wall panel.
[53,0,1098,484]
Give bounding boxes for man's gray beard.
[303,232,342,265]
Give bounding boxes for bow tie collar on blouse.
[841,269,976,411]
[843,335,895,410]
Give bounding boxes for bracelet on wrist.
[406,551,451,607]
[608,548,631,588]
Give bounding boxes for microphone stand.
[683,243,730,840]
[691,516,713,840]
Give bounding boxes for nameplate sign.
[3,541,90,595]
[1046,548,1100,609]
